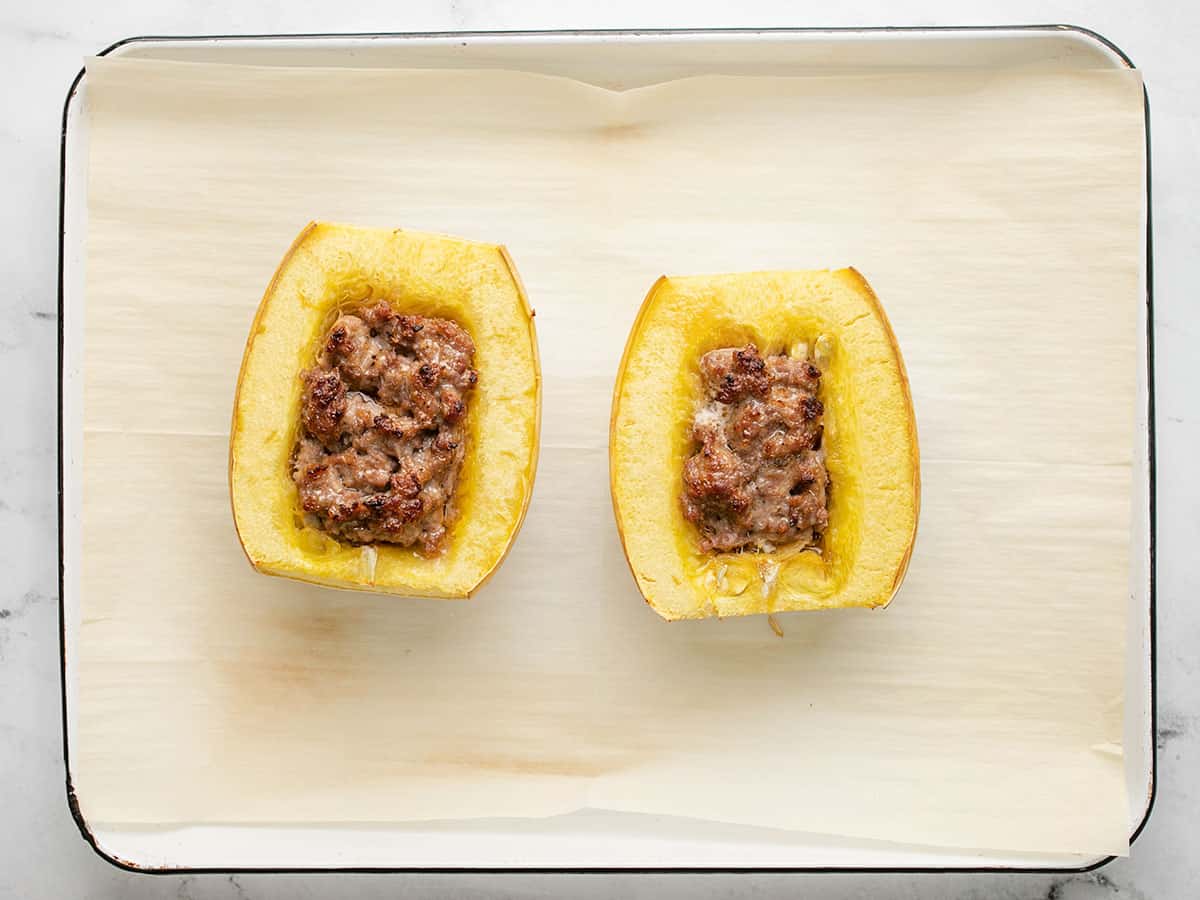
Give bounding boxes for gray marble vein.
[1,1,1196,898]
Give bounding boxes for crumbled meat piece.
[299,370,348,443]
[291,302,477,555]
[700,345,770,403]
[682,343,829,553]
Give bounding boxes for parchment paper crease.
[78,56,1144,856]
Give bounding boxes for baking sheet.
[77,56,1145,856]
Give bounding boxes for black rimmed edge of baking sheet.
[56,23,1157,876]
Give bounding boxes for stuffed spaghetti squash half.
[610,269,918,621]
[230,222,540,598]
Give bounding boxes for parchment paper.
[78,56,1145,856]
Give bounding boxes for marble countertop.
[2,1,1196,898]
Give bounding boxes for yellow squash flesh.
[230,222,541,598]
[610,269,919,621]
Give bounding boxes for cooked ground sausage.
[682,343,829,553]
[291,302,476,555]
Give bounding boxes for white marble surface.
[2,1,1196,897]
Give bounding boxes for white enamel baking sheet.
[59,26,1153,872]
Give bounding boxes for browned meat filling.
[291,302,477,555]
[682,344,829,554]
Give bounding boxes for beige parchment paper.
[78,56,1145,856]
